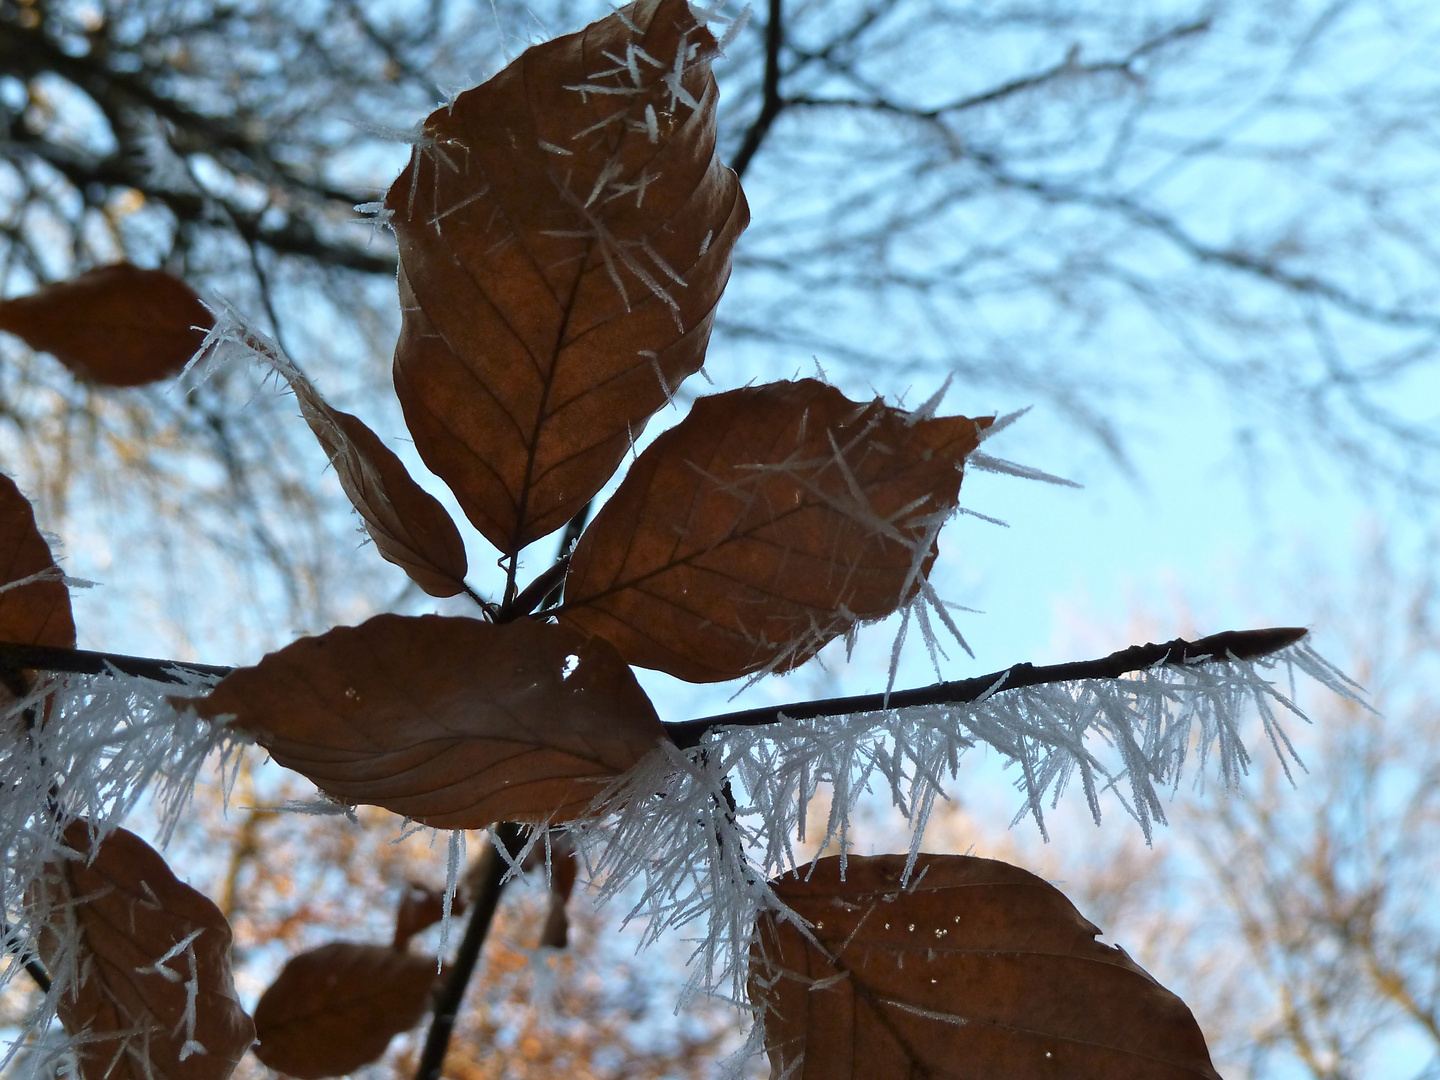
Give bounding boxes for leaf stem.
[413,823,525,1080]
[509,557,569,619]
[663,627,1309,748]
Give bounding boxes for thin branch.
[664,626,1309,748]
[22,956,50,993]
[4,123,397,274]
[413,823,525,1080]
[0,643,231,683]
[2,917,52,995]
[730,0,785,179]
[0,627,1308,728]
[964,150,1440,334]
[786,18,1210,120]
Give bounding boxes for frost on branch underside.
[563,639,1356,1005]
[0,669,235,1074]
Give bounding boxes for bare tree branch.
[730,0,785,179]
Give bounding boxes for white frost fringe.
[560,640,1359,1017]
[0,668,235,1076]
[0,638,1358,1076]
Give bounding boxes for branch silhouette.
[0,625,1307,745]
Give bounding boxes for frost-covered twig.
[665,626,1312,746]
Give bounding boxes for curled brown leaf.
[0,263,211,386]
[281,359,469,598]
[252,942,441,1079]
[750,854,1221,1080]
[387,0,748,555]
[30,822,255,1080]
[560,380,991,681]
[195,614,666,826]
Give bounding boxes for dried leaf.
[750,854,1221,1080]
[31,822,255,1080]
[0,473,74,649]
[0,264,211,386]
[195,614,666,826]
[560,380,990,682]
[392,882,462,950]
[285,364,468,597]
[252,942,440,1079]
[387,0,748,555]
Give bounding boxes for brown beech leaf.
[559,380,991,682]
[392,882,462,950]
[0,263,211,386]
[0,473,74,650]
[749,854,1221,1080]
[386,0,749,556]
[284,362,469,597]
[30,822,255,1080]
[252,942,441,1078]
[195,614,666,826]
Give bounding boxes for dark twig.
[0,643,231,684]
[663,627,1309,748]
[0,627,1308,726]
[414,823,525,1080]
[786,18,1211,121]
[1,918,51,995]
[22,956,50,994]
[731,0,786,179]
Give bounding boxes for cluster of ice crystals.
[560,640,1357,1011]
[0,669,236,1074]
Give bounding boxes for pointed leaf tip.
[560,379,992,681]
[30,823,255,1080]
[0,263,212,386]
[750,854,1221,1080]
[387,0,748,555]
[196,614,666,826]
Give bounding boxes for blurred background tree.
[2,0,1437,655]
[2,0,1438,1077]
